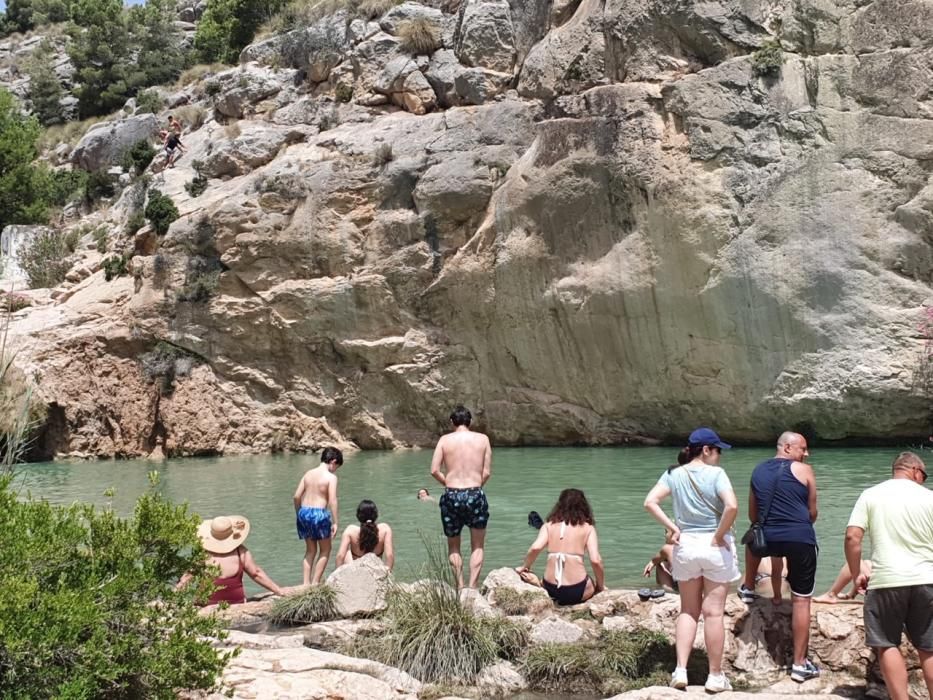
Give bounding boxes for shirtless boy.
[430,405,492,589]
[293,447,343,585]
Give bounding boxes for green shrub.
[751,39,784,77]
[349,580,528,683]
[195,0,287,64]
[121,139,157,176]
[126,211,145,236]
[144,190,180,235]
[0,473,231,697]
[15,227,77,289]
[204,79,222,97]
[91,226,108,253]
[397,18,441,55]
[268,586,338,625]
[84,169,117,204]
[102,253,130,281]
[334,82,353,103]
[134,89,163,115]
[176,269,219,303]
[24,39,65,126]
[139,341,202,394]
[185,160,208,198]
[0,315,45,469]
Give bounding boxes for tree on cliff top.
[195,0,285,64]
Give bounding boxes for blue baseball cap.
[688,427,731,450]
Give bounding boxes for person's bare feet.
[771,596,783,606]
[813,592,839,604]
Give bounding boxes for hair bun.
[365,519,373,523]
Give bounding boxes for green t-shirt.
[847,478,933,589]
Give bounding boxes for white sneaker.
[670,667,688,690]
[705,673,732,693]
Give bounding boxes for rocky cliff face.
[7,0,933,457]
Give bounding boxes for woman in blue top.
[644,427,740,694]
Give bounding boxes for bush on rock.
[0,474,231,698]
[145,190,180,235]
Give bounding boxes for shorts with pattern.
[297,506,332,540]
[864,584,933,650]
[439,487,489,538]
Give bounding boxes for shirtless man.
[293,447,343,585]
[430,405,492,589]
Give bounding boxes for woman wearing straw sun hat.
[179,515,284,605]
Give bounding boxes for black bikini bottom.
[543,576,591,606]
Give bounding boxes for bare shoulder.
[378,523,392,534]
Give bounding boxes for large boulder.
[71,114,159,172]
[325,553,391,617]
[530,615,586,644]
[454,0,517,74]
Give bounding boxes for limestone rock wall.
[7,0,933,457]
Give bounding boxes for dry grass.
[268,586,338,625]
[358,0,402,19]
[172,105,208,131]
[224,122,242,140]
[176,63,231,88]
[259,0,402,35]
[39,114,107,150]
[398,18,442,55]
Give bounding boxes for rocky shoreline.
[189,558,925,699]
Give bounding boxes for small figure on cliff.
[844,452,933,700]
[162,126,186,168]
[178,515,284,605]
[739,431,820,683]
[335,499,394,572]
[516,488,605,606]
[430,405,492,590]
[294,446,343,586]
[813,560,873,603]
[644,427,740,693]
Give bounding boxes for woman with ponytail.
[335,500,394,572]
[644,427,740,694]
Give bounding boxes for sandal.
[638,588,652,601]
[650,589,666,599]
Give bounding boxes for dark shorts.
[439,487,489,538]
[763,541,817,596]
[864,584,933,650]
[544,576,591,606]
[296,506,332,540]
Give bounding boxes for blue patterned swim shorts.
[439,487,489,538]
[296,506,333,540]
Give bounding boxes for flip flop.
[638,588,652,601]
[650,589,666,599]
[528,511,544,529]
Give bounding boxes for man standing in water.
[845,452,933,700]
[430,405,492,589]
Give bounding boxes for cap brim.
[715,441,732,450]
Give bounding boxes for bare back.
[300,466,334,508]
[543,522,592,585]
[433,429,491,488]
[347,523,390,557]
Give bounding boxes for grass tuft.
[268,585,338,625]
[491,587,547,616]
[751,39,784,77]
[397,18,441,55]
[522,628,686,694]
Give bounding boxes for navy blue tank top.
[749,458,816,545]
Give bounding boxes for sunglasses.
[915,467,929,483]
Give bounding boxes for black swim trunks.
[439,486,489,537]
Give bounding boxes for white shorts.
[671,532,741,583]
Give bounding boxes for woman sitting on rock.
[178,515,285,605]
[515,488,605,606]
[335,500,394,572]
[644,428,740,694]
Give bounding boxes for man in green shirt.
[845,451,933,700]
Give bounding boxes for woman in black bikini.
[335,500,395,572]
[516,489,605,605]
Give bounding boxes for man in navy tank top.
[739,432,820,682]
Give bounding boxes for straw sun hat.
[198,515,251,554]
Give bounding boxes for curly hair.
[546,488,594,526]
